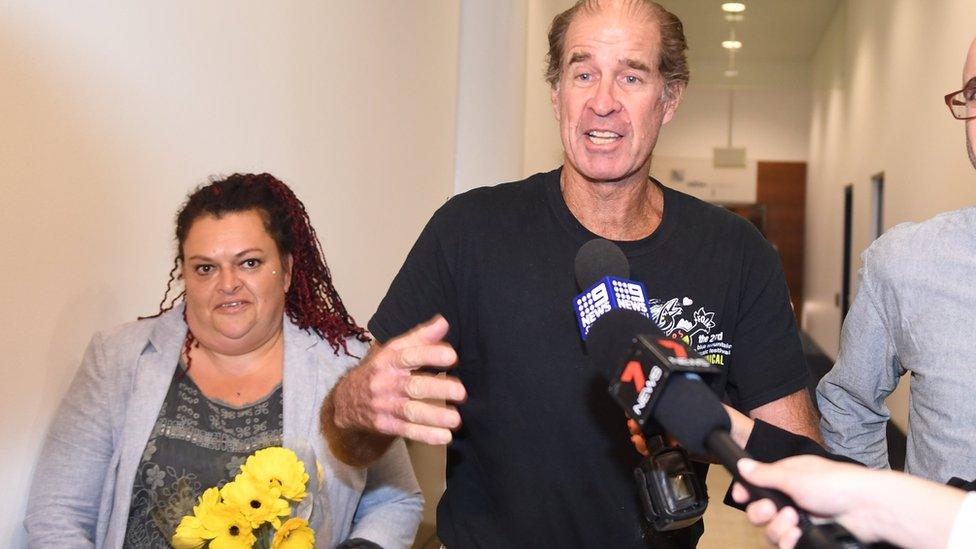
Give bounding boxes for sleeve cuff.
[723,420,861,510]
[733,374,810,413]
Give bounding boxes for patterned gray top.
[122,364,283,547]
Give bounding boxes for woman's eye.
[242,258,262,269]
[195,265,213,275]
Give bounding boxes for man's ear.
[661,83,685,125]
[551,84,562,122]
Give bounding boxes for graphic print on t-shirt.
[649,296,731,366]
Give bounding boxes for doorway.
[756,161,806,319]
[871,172,885,240]
[841,185,853,322]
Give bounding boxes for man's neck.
[560,164,664,241]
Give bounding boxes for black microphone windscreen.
[587,308,657,377]
[653,375,731,455]
[574,238,629,289]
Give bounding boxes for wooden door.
[756,161,806,319]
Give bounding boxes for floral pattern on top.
[123,364,283,548]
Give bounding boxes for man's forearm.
[320,378,396,468]
[750,388,823,443]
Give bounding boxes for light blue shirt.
[818,207,976,483]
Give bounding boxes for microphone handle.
[704,430,862,549]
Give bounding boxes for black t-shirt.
[369,168,808,548]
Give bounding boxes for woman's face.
[181,209,292,356]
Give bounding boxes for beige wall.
[0,2,459,545]
[455,0,528,193]
[522,0,569,176]
[803,0,976,428]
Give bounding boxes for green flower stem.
[253,523,274,549]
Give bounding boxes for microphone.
[572,239,651,340]
[574,237,630,287]
[574,239,711,531]
[574,239,722,430]
[588,307,863,549]
[574,239,861,548]
[587,308,722,432]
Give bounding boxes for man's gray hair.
[544,0,690,99]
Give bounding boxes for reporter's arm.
[948,492,976,549]
[734,456,967,549]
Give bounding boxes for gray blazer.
[24,305,422,548]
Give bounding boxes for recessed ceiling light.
[722,2,746,13]
[722,40,742,50]
[724,14,744,22]
[724,69,739,78]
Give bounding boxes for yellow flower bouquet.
[172,447,315,549]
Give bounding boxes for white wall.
[650,157,758,204]
[803,0,976,428]
[655,61,812,162]
[0,2,459,545]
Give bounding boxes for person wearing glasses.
[816,38,976,486]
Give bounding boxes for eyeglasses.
[945,87,976,120]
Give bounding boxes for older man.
[323,1,819,547]
[818,38,976,486]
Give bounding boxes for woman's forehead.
[183,211,276,252]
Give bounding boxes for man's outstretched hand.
[322,316,467,467]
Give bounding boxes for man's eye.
[965,88,976,102]
[624,75,641,85]
[577,73,591,82]
[242,258,262,269]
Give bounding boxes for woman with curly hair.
[25,173,422,548]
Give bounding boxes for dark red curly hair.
[151,173,369,358]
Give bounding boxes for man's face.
[551,4,682,184]
[966,39,976,169]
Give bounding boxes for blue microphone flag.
[574,275,650,340]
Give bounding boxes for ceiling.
[656,0,840,64]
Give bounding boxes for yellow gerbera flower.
[240,447,309,502]
[194,487,223,517]
[172,487,254,549]
[271,517,315,549]
[172,515,208,549]
[221,474,291,529]
[199,503,255,549]
[172,487,223,548]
